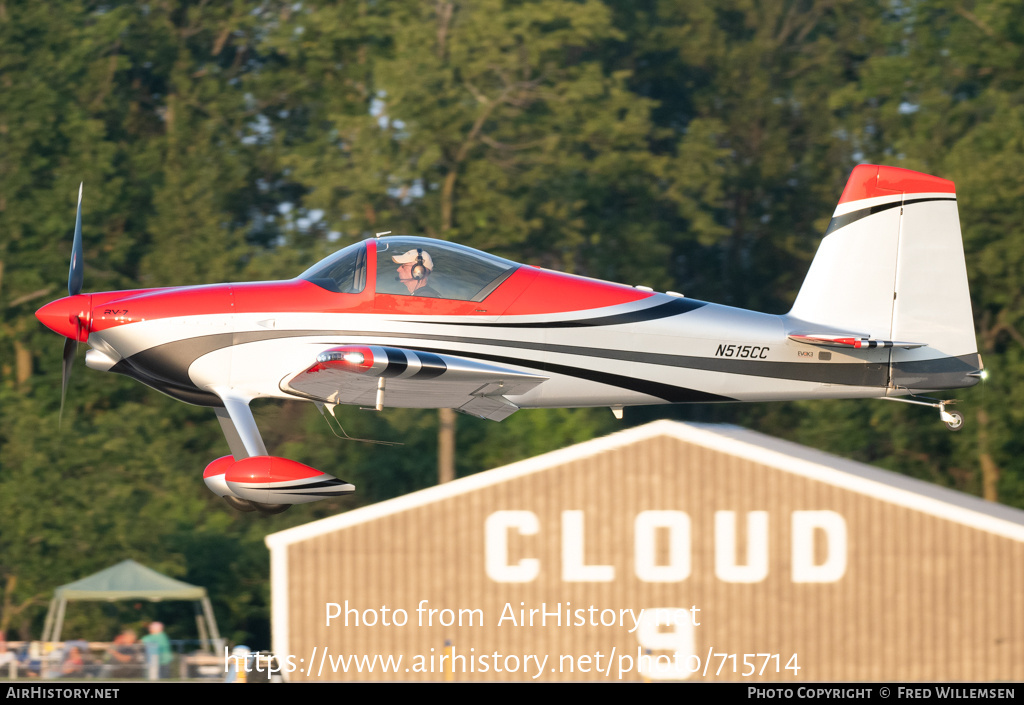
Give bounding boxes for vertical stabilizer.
[788,165,981,391]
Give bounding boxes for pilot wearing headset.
[393,248,441,297]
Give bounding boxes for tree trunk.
[438,407,456,483]
[977,408,1000,502]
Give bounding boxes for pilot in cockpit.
[393,248,441,298]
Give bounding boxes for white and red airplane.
[37,164,984,513]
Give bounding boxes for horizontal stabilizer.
[789,333,927,350]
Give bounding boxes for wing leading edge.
[280,345,548,421]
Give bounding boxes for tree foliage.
[1,0,1022,646]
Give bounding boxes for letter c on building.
[485,511,540,583]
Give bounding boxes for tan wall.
[283,435,1024,681]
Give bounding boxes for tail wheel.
[944,411,964,432]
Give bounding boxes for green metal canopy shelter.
[41,560,222,651]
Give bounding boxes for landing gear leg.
[882,395,964,431]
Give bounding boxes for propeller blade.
[58,184,85,426]
[68,183,83,297]
[60,332,78,427]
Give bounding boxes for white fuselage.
[86,291,894,411]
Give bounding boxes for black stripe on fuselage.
[112,318,890,407]
[383,332,890,387]
[433,297,707,327]
[403,345,735,403]
[115,328,737,403]
[121,333,234,389]
[891,353,983,390]
[824,196,956,236]
[109,358,225,407]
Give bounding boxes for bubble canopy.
[300,236,519,302]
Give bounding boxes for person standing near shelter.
[141,621,172,679]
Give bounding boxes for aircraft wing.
[280,345,548,421]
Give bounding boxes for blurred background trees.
[2,0,1022,646]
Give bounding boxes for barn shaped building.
[265,420,1024,682]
